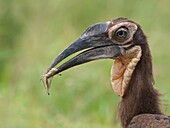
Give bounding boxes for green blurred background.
[0,0,170,127]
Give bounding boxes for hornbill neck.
[118,43,162,128]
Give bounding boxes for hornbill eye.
[108,26,131,44]
[115,27,128,39]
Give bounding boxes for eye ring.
[115,28,128,39]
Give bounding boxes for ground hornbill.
[42,18,170,128]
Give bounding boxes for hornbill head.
[43,18,145,96]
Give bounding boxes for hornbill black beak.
[46,22,125,76]
[42,22,125,94]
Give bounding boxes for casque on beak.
[42,22,125,94]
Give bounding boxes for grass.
[0,0,170,127]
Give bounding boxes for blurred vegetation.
[0,0,170,127]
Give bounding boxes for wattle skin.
[111,46,142,97]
